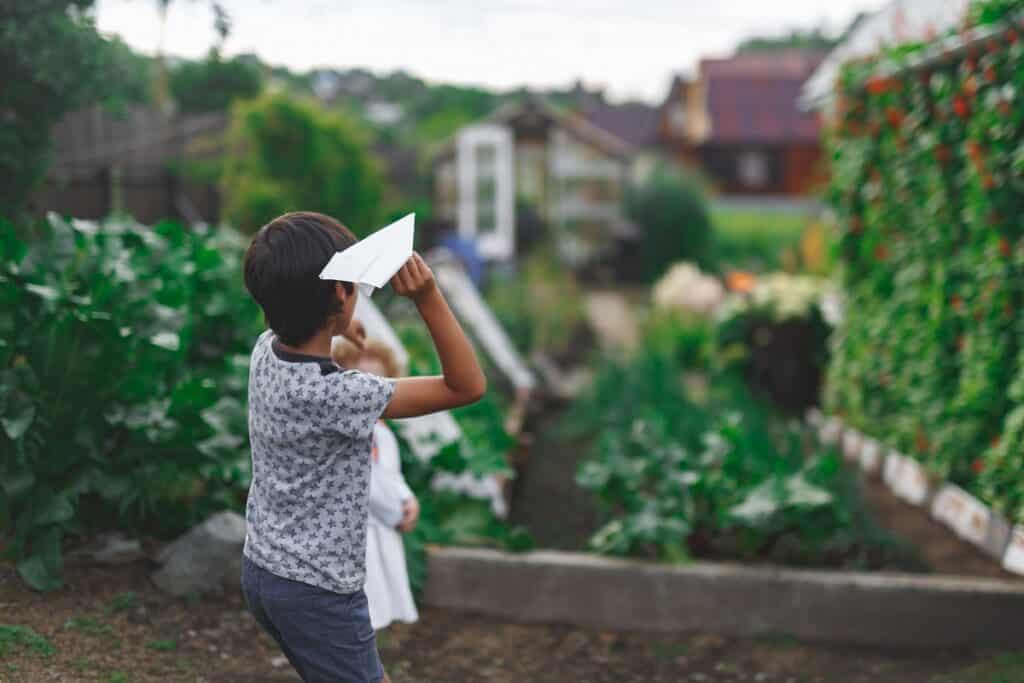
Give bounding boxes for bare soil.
[860,472,1015,580]
[1,558,1008,683]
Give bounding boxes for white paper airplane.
[319,213,415,297]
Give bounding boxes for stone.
[151,511,246,597]
[67,532,144,565]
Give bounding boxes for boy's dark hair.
[244,211,357,346]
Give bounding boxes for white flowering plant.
[714,272,837,414]
[651,262,725,318]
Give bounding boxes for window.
[737,151,768,188]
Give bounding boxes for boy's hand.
[390,253,437,303]
[397,496,420,533]
[341,318,367,350]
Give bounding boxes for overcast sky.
[94,0,887,103]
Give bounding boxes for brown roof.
[701,50,825,144]
[431,97,633,164]
[581,101,661,148]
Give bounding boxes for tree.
[221,93,386,235]
[736,27,839,53]
[169,53,262,114]
[0,1,156,214]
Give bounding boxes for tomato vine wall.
[825,12,1024,522]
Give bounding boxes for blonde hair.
[331,336,403,377]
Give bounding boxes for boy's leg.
[240,557,309,679]
[261,579,385,683]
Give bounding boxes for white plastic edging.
[1003,527,1024,574]
[841,428,862,462]
[931,484,990,548]
[810,413,1021,577]
[858,437,884,476]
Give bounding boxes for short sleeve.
[332,370,395,441]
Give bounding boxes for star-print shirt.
[243,330,396,594]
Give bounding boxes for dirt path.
[507,413,599,550]
[1,559,1011,683]
[583,289,641,350]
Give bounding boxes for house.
[578,98,662,183]
[660,50,827,196]
[432,98,634,265]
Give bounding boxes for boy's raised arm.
[382,253,486,419]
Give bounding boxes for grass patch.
[146,638,177,651]
[108,591,138,613]
[0,624,55,659]
[107,671,131,683]
[64,616,113,636]
[712,206,811,272]
[932,653,1024,683]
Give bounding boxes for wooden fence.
[30,105,227,225]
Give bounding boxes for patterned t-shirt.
[243,330,395,594]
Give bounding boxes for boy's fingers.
[397,262,414,292]
[409,254,425,283]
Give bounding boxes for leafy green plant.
[825,0,1024,519]
[570,335,919,570]
[0,214,262,590]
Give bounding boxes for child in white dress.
[333,337,420,631]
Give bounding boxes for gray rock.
[68,532,144,565]
[151,511,246,596]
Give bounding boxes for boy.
[240,211,486,682]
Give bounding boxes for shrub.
[0,215,261,590]
[221,93,385,234]
[824,2,1024,519]
[626,164,714,281]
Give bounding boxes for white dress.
[365,421,419,630]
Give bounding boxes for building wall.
[546,128,628,266]
[695,142,823,196]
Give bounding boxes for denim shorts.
[241,555,384,683]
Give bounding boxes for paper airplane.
[319,213,415,297]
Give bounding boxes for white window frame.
[456,124,515,260]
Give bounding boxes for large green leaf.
[1,402,35,440]
[729,479,781,523]
[1,470,34,498]
[17,527,63,592]
[32,493,74,526]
